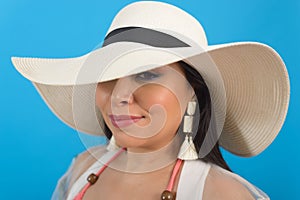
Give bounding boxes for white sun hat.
[12,1,289,157]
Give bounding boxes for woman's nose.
[111,77,135,107]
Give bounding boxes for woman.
[12,1,290,200]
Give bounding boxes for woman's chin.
[114,135,148,150]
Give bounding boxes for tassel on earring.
[106,136,120,151]
[178,101,198,160]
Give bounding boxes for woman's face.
[96,63,194,152]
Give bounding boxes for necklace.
[74,148,183,200]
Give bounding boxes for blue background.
[0,0,299,199]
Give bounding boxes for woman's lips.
[109,115,144,128]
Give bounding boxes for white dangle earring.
[178,100,199,160]
[106,136,120,151]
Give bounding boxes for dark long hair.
[179,61,231,171]
[103,61,231,171]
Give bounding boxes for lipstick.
[109,115,143,128]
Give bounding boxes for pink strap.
[166,159,183,191]
[74,149,183,199]
[74,148,126,200]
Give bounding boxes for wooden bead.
[87,173,98,184]
[161,190,176,200]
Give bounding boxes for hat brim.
[12,41,290,157]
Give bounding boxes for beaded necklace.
[74,148,183,200]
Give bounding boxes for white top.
[51,150,269,200]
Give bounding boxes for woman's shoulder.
[51,146,108,199]
[203,166,255,200]
[69,145,107,186]
[74,145,107,164]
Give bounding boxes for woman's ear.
[189,90,196,102]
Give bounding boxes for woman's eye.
[135,71,161,81]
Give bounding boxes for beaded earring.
[178,101,198,160]
[106,136,120,151]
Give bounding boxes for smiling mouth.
[109,115,145,128]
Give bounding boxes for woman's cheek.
[139,86,181,119]
[136,86,168,108]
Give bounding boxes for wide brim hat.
[12,1,289,157]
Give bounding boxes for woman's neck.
[109,134,182,173]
